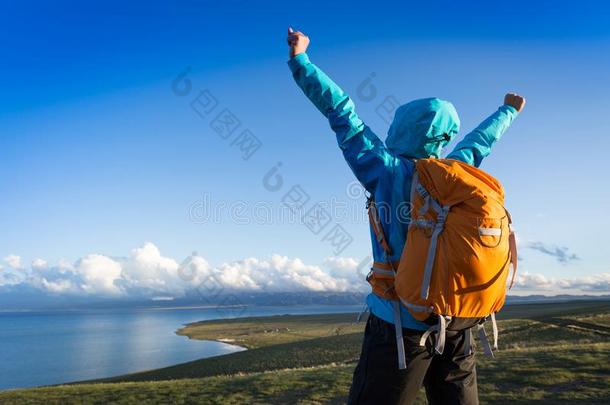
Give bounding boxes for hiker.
[286,28,525,405]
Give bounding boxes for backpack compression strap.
[366,197,400,299]
[411,173,451,300]
[367,196,393,258]
[366,196,407,370]
[422,313,499,358]
[506,210,518,289]
[508,228,518,288]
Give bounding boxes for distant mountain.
[0,286,368,311]
[0,285,608,312]
[505,294,610,304]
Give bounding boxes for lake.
[0,305,361,390]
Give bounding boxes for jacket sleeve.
[446,105,519,167]
[288,53,396,192]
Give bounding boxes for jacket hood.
[385,98,460,159]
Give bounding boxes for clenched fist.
[287,27,310,58]
[504,93,526,112]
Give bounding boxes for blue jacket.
[288,53,519,330]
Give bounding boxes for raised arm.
[447,93,526,167]
[287,28,396,192]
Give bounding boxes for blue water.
[0,305,361,390]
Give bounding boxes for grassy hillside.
[1,300,608,404]
[176,312,365,348]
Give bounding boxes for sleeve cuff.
[287,52,310,73]
[501,104,519,116]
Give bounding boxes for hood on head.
[385,98,460,159]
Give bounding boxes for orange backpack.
[367,158,517,365]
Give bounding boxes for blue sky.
[1,1,609,299]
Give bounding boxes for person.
[286,28,526,405]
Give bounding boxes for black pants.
[348,314,478,405]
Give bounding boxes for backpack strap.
[392,301,407,370]
[411,173,451,300]
[477,322,494,358]
[355,303,369,323]
[366,197,399,300]
[419,323,439,348]
[419,315,450,355]
[490,312,499,350]
[367,196,393,260]
[475,314,499,358]
[366,195,406,370]
[509,228,518,289]
[422,315,497,358]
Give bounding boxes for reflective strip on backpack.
[393,301,407,370]
[411,219,435,229]
[399,297,433,313]
[478,227,502,236]
[370,266,396,278]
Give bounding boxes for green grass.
[176,312,364,349]
[2,300,609,404]
[96,333,364,383]
[477,342,610,403]
[0,365,358,405]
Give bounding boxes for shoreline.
[0,301,608,404]
[3,300,610,392]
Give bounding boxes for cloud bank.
[513,272,610,293]
[1,243,607,299]
[0,243,368,298]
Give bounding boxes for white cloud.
[41,278,75,294]
[513,272,610,293]
[202,254,364,293]
[1,243,369,297]
[2,243,608,298]
[4,254,23,270]
[75,254,123,296]
[323,256,361,274]
[119,242,181,295]
[27,243,176,297]
[24,254,122,296]
[31,258,48,270]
